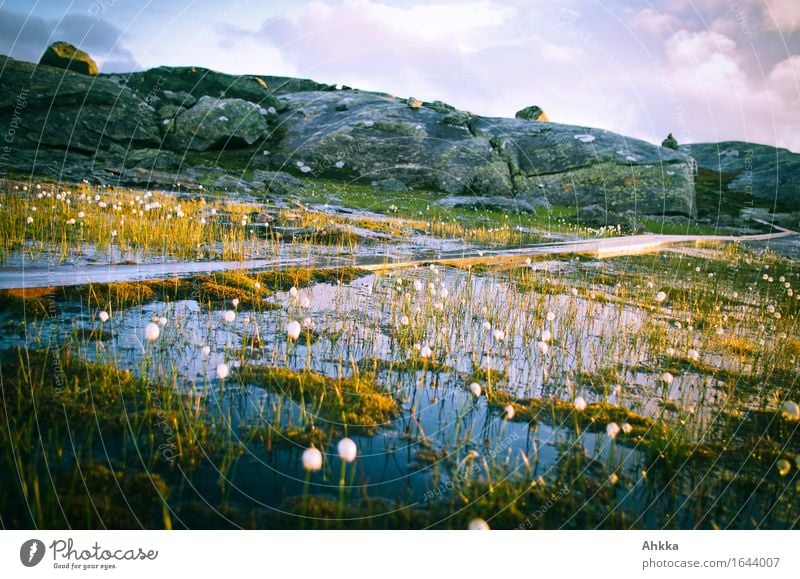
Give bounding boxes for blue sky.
[1,0,798,151]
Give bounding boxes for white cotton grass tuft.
[419,344,433,359]
[608,473,619,485]
[656,291,667,302]
[337,438,357,463]
[536,341,549,355]
[289,286,299,298]
[606,422,621,439]
[687,349,700,361]
[492,329,505,341]
[540,329,552,342]
[231,298,239,308]
[144,322,160,341]
[504,405,515,420]
[158,316,167,327]
[302,447,323,471]
[546,311,556,322]
[468,518,490,530]
[201,345,211,358]
[98,311,109,323]
[782,401,799,421]
[286,320,301,340]
[574,396,587,411]
[469,382,482,397]
[621,423,633,434]
[223,310,236,323]
[661,372,674,385]
[216,363,229,380]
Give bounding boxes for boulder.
[515,105,548,122]
[371,178,410,192]
[270,91,495,195]
[252,170,304,195]
[0,56,160,155]
[166,96,270,152]
[161,90,196,108]
[470,161,513,196]
[122,149,181,170]
[39,41,99,76]
[661,133,678,150]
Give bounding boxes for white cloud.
[763,0,800,33]
[665,30,743,87]
[767,54,800,104]
[628,7,681,38]
[658,29,800,150]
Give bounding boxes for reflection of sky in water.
[0,264,761,516]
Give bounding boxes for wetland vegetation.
[1,178,798,529]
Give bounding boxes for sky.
[1,0,798,151]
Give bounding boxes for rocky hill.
[680,142,800,210]
[0,44,700,216]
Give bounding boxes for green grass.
[237,366,399,435]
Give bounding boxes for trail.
[0,219,795,290]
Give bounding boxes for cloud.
[216,1,517,80]
[0,7,138,72]
[762,0,800,33]
[628,7,681,38]
[767,54,800,104]
[665,29,742,86]
[658,29,800,150]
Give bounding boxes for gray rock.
[0,55,161,155]
[161,90,196,108]
[680,141,800,209]
[424,100,457,114]
[470,117,696,215]
[437,196,538,213]
[0,53,701,216]
[470,161,513,196]
[252,170,304,195]
[440,111,471,127]
[116,167,199,190]
[122,149,181,170]
[270,91,494,195]
[371,178,410,192]
[662,133,678,150]
[158,104,185,120]
[212,174,255,191]
[167,95,269,152]
[576,204,608,226]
